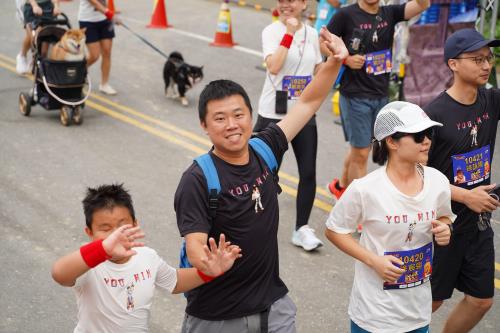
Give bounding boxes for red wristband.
[197,269,222,283]
[80,239,111,268]
[104,9,114,20]
[342,58,347,65]
[280,33,293,49]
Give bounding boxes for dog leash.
[120,23,169,59]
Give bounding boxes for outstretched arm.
[173,234,242,294]
[277,28,348,142]
[404,0,431,20]
[51,225,145,286]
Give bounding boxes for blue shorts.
[351,320,429,333]
[339,94,388,148]
[79,19,115,44]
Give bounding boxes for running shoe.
[292,225,323,251]
[327,178,345,200]
[16,53,30,75]
[99,83,117,95]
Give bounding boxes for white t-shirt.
[326,165,455,333]
[78,0,106,22]
[73,247,178,333]
[257,21,322,120]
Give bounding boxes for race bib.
[451,145,490,186]
[282,75,312,100]
[383,242,433,290]
[365,49,392,76]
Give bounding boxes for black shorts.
[79,19,115,44]
[431,226,495,300]
[23,1,54,28]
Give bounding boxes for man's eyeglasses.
[391,128,434,144]
[454,54,495,66]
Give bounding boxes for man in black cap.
[424,28,500,332]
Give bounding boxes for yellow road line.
[496,262,500,271]
[496,279,500,290]
[85,100,207,155]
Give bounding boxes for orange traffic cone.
[147,0,172,29]
[108,0,117,13]
[210,0,237,48]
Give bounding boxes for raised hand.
[371,254,406,283]
[102,224,145,261]
[285,17,300,35]
[431,220,451,246]
[199,234,242,277]
[319,27,348,62]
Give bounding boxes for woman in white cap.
[325,101,455,333]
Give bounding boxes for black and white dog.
[163,51,203,106]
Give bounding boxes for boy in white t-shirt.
[52,184,241,333]
[325,101,455,333]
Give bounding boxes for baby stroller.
[18,13,91,126]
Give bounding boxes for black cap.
[444,28,500,63]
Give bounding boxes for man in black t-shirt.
[325,0,430,200]
[174,31,348,333]
[425,29,500,333]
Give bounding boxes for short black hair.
[82,184,136,229]
[198,79,252,122]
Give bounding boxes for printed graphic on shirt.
[452,145,490,186]
[126,283,135,310]
[405,221,417,243]
[251,185,264,213]
[228,168,271,197]
[282,75,312,99]
[365,49,392,75]
[383,242,433,290]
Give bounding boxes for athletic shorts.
[181,294,297,333]
[351,320,429,333]
[23,1,54,28]
[431,226,495,300]
[79,19,115,44]
[339,94,388,148]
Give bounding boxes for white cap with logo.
[373,101,443,141]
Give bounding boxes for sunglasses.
[391,128,434,143]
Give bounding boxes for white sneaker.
[292,225,323,251]
[99,83,117,95]
[16,53,30,75]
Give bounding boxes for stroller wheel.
[72,106,83,125]
[19,93,31,116]
[60,105,71,126]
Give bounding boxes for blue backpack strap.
[249,137,278,173]
[179,239,192,268]
[179,153,220,271]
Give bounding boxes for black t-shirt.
[327,4,406,98]
[174,123,289,320]
[425,88,500,234]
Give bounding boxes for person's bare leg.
[432,300,444,313]
[99,38,112,84]
[346,146,370,186]
[339,150,350,188]
[442,295,493,333]
[21,27,31,56]
[86,41,101,67]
